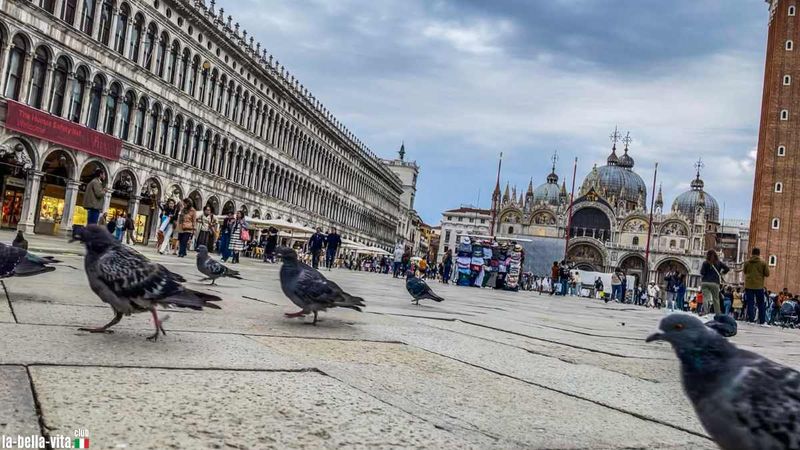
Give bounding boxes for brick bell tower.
[750,0,800,292]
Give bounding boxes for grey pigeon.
[196,245,242,285]
[705,314,737,337]
[405,269,444,305]
[647,314,800,450]
[276,246,365,325]
[12,231,27,250]
[0,242,59,301]
[73,225,221,341]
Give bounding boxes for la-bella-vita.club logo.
[1,430,89,448]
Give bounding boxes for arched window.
[188,55,199,96]
[113,3,129,55]
[632,236,639,246]
[4,35,28,100]
[155,32,168,77]
[119,90,134,139]
[208,69,218,107]
[142,23,157,70]
[128,14,143,61]
[232,86,241,121]
[769,255,778,266]
[39,0,56,13]
[191,125,202,166]
[87,75,105,129]
[781,109,790,121]
[98,0,114,45]
[178,48,190,90]
[49,56,70,115]
[508,226,514,234]
[772,218,781,229]
[778,145,787,156]
[170,115,182,159]
[80,0,96,36]
[791,5,797,16]
[68,66,88,122]
[776,182,784,193]
[181,120,193,162]
[201,130,211,170]
[198,66,209,103]
[62,0,78,25]
[784,75,792,86]
[146,103,159,150]
[166,40,179,84]
[224,80,234,117]
[28,47,49,109]
[217,75,227,112]
[103,82,121,135]
[133,96,147,145]
[158,109,171,154]
[788,40,795,51]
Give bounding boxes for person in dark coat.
[263,227,278,263]
[308,227,326,269]
[324,227,342,270]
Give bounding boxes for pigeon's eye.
[673,324,684,330]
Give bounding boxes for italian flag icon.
[73,438,90,448]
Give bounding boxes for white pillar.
[19,51,34,104]
[79,82,92,124]
[96,88,109,132]
[58,72,74,117]
[39,62,55,111]
[58,180,81,235]
[128,197,140,218]
[17,171,43,234]
[102,188,113,213]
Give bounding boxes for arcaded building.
[0,0,402,248]
[750,0,800,292]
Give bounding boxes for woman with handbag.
[176,198,197,258]
[227,210,249,264]
[700,249,729,316]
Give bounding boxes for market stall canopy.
[253,218,316,233]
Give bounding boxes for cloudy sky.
[226,0,768,224]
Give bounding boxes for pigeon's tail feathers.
[13,253,58,276]
[227,270,243,280]
[335,293,365,312]
[163,289,222,310]
[427,292,445,302]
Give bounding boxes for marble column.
[39,62,55,111]
[96,88,109,132]
[128,197,140,218]
[58,180,81,235]
[19,51,34,104]
[101,188,113,213]
[17,171,43,234]
[59,72,75,118]
[79,82,91,124]
[107,7,120,48]
[140,107,151,147]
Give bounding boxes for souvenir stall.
[453,233,530,291]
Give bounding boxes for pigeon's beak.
[645,331,665,343]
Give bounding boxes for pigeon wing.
[292,267,342,306]
[727,352,800,449]
[204,258,227,277]
[95,245,185,301]
[0,243,26,277]
[406,277,430,298]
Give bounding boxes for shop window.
[769,255,778,266]
[28,47,49,109]
[778,145,787,156]
[113,4,129,55]
[49,56,70,115]
[772,218,781,229]
[4,35,28,100]
[80,0,96,36]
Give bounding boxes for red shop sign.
[5,100,121,160]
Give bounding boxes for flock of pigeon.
[1,225,798,449]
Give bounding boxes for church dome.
[533,181,562,206]
[618,147,634,169]
[672,173,720,222]
[581,153,646,206]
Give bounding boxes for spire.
[527,178,534,195]
[691,158,705,190]
[560,181,567,196]
[503,182,510,203]
[398,141,405,161]
[619,131,635,169]
[655,184,664,208]
[547,150,559,184]
[607,126,621,166]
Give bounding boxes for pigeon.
[275,246,364,325]
[405,269,444,305]
[0,242,59,301]
[73,225,221,341]
[646,314,800,450]
[12,231,27,250]
[705,313,737,337]
[196,245,242,285]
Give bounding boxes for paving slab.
[0,366,41,439]
[31,366,492,450]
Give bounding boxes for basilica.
[492,131,721,289]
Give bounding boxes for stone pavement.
[1,231,799,449]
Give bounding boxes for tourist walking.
[699,249,729,316]
[743,247,770,326]
[325,227,341,270]
[610,270,622,303]
[675,274,687,312]
[664,270,677,311]
[228,211,248,264]
[732,287,744,319]
[308,227,326,269]
[550,262,560,296]
[392,244,404,278]
[176,198,196,258]
[647,281,660,308]
[114,212,126,241]
[263,227,279,263]
[83,169,106,225]
[124,212,136,245]
[219,212,234,262]
[195,206,217,251]
[158,199,180,254]
[442,250,453,284]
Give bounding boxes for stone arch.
[78,159,109,184]
[567,239,607,271]
[239,204,249,216]
[252,209,261,219]
[569,205,612,242]
[187,189,202,211]
[205,195,220,215]
[222,200,235,215]
[0,136,37,170]
[111,168,138,199]
[166,183,183,201]
[654,257,691,288]
[41,148,78,183]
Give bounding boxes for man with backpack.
[124,212,136,245]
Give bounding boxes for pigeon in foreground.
[405,269,444,305]
[0,242,59,301]
[647,314,800,450]
[196,245,242,285]
[74,225,221,341]
[12,231,27,250]
[275,246,364,325]
[704,313,737,337]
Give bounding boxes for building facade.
[750,0,800,291]
[0,0,402,248]
[437,206,491,261]
[382,143,421,252]
[494,133,724,289]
